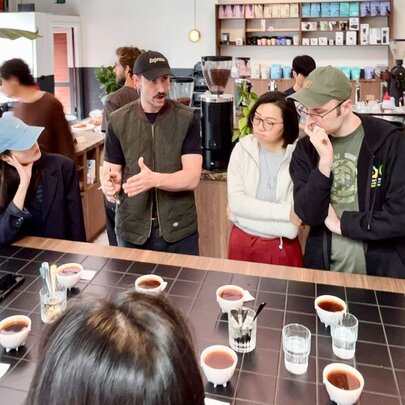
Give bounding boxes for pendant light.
[188,0,200,42]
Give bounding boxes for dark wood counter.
[0,237,404,404]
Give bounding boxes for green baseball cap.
[287,65,352,108]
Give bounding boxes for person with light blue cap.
[0,116,85,245]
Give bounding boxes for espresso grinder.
[201,56,234,171]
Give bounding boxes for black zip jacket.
[290,114,405,278]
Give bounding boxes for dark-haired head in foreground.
[26,290,205,405]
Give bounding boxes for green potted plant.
[94,66,120,101]
[232,83,258,142]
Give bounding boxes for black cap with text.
[133,50,173,81]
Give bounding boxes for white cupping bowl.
[323,363,364,405]
[56,263,83,289]
[315,295,347,327]
[200,345,237,387]
[0,315,31,352]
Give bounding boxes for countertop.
[0,236,404,404]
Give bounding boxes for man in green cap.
[288,65,405,278]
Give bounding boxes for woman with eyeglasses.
[227,91,303,266]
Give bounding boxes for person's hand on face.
[122,157,157,197]
[304,118,333,162]
[2,154,33,188]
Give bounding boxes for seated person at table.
[227,91,303,267]
[26,290,205,405]
[0,116,85,245]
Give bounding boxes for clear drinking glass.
[331,312,358,360]
[39,286,67,324]
[282,323,311,375]
[228,307,257,353]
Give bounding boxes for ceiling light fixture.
[188,0,200,42]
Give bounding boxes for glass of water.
[282,323,311,375]
[331,312,358,360]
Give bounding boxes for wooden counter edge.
[13,237,405,294]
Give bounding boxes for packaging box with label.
[369,27,381,44]
[349,17,359,30]
[360,23,369,45]
[272,4,281,18]
[235,5,245,18]
[245,4,254,18]
[346,31,357,45]
[319,37,328,46]
[302,38,310,46]
[370,1,381,16]
[301,21,318,31]
[264,4,272,18]
[380,1,390,16]
[360,2,371,16]
[218,5,228,19]
[301,3,311,17]
[310,37,319,46]
[330,2,340,17]
[349,2,359,16]
[321,2,331,17]
[280,4,290,18]
[254,4,264,18]
[340,2,350,17]
[336,31,344,45]
[310,2,321,17]
[381,27,389,45]
[290,3,299,18]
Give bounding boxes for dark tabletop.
[0,245,404,405]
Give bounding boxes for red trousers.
[228,225,303,267]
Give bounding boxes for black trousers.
[117,219,199,255]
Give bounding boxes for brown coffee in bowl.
[204,349,235,369]
[327,369,361,390]
[138,279,161,289]
[220,289,244,301]
[317,300,345,312]
[0,319,29,335]
[58,267,81,276]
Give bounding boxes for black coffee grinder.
[389,59,405,106]
[201,56,233,171]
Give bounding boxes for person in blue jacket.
[0,116,85,245]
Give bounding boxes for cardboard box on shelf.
[263,4,272,18]
[290,3,299,18]
[349,18,359,31]
[360,2,371,17]
[349,2,359,16]
[272,4,281,18]
[245,4,254,18]
[370,1,381,16]
[254,4,264,18]
[280,4,290,18]
[340,2,350,17]
[321,2,331,17]
[310,2,321,17]
[301,3,311,17]
[319,37,328,46]
[360,23,370,45]
[301,21,318,31]
[380,1,390,16]
[336,31,344,45]
[381,27,389,45]
[346,31,357,45]
[330,2,340,17]
[369,27,381,44]
[310,37,319,46]
[302,38,310,46]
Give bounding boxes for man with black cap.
[101,50,202,255]
[288,65,405,278]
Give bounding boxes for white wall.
[3,0,404,68]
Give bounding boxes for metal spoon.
[252,302,267,322]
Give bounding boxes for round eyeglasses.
[298,100,346,120]
[250,114,283,131]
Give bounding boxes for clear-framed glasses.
[298,100,346,120]
[250,114,283,131]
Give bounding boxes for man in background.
[289,66,405,278]
[0,58,76,162]
[284,55,316,96]
[101,50,202,255]
[101,46,144,132]
[101,46,144,245]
